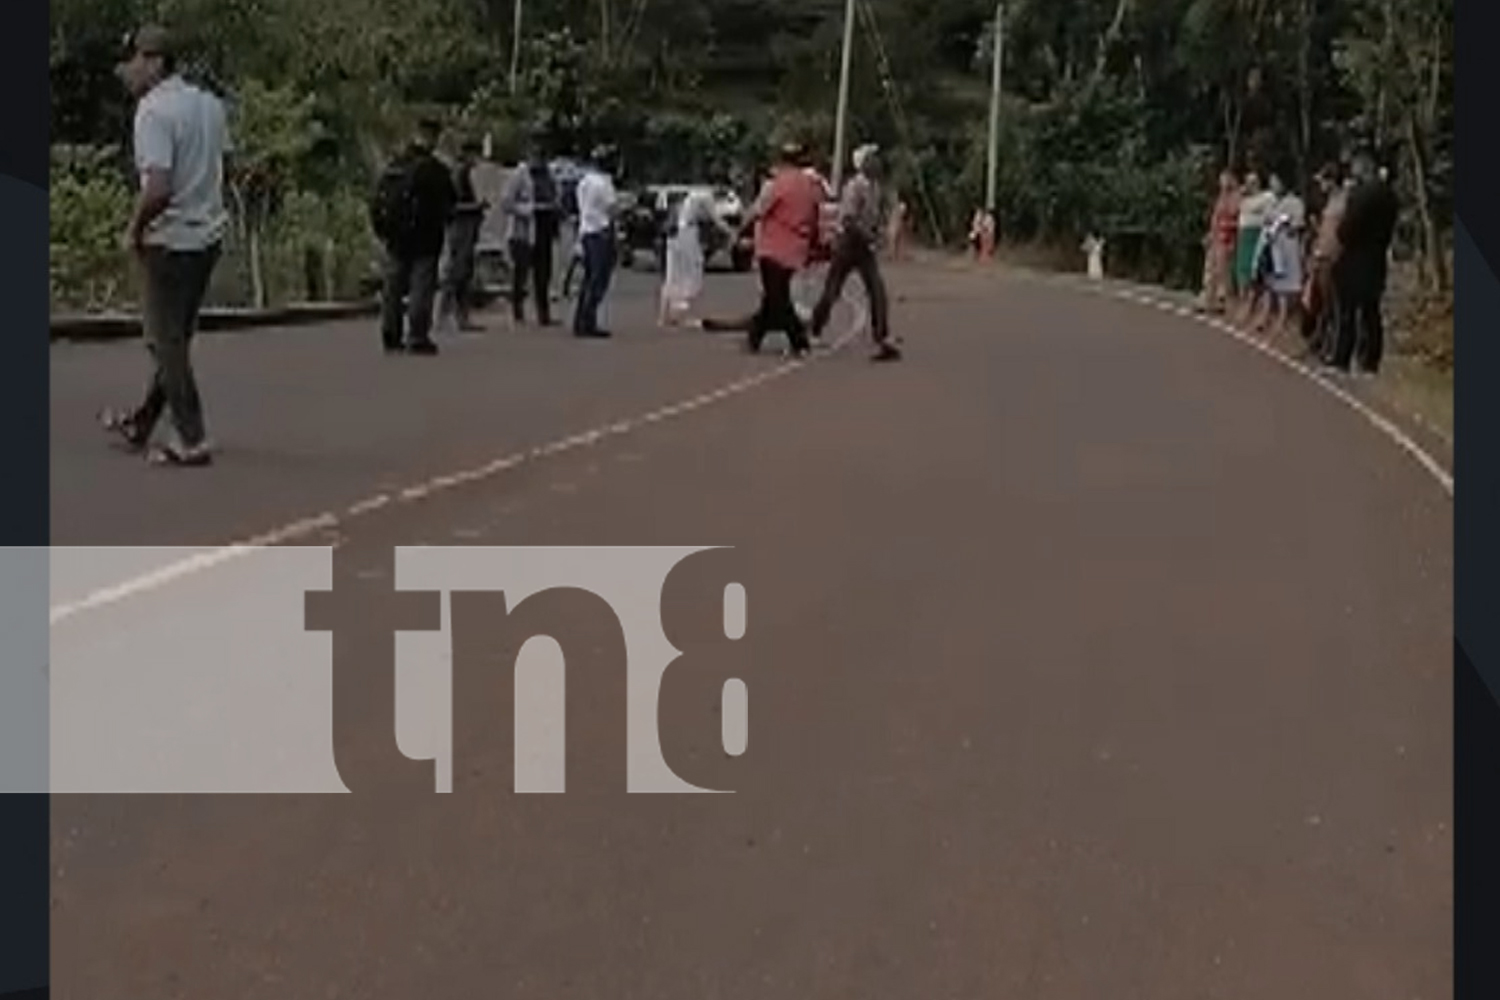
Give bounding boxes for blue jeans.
[573,230,616,335]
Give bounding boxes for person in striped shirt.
[809,143,900,362]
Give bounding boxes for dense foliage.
[50,0,1452,312]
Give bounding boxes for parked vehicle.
[619,184,755,272]
[616,188,659,266]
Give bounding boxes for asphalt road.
[50,261,1452,998]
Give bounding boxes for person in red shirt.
[702,142,822,356]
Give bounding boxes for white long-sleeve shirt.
[576,169,618,236]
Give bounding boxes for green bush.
[50,158,134,311]
[259,187,381,305]
[937,86,1218,290]
[50,139,381,313]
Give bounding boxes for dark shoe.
[871,343,903,362]
[99,408,148,452]
[406,341,440,356]
[575,328,612,339]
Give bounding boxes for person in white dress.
[659,188,735,327]
[1252,172,1306,338]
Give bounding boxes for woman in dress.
[1253,172,1306,338]
[1199,170,1240,314]
[659,187,736,327]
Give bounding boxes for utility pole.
[601,0,611,63]
[985,2,1004,213]
[509,0,523,94]
[831,0,858,193]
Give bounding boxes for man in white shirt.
[100,25,228,467]
[571,145,619,338]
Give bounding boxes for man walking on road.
[99,24,229,467]
[437,138,487,333]
[572,145,620,338]
[1326,150,1399,376]
[702,142,821,356]
[811,143,900,362]
[372,119,456,356]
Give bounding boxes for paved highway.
[49,261,1452,999]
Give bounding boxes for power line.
[855,0,945,246]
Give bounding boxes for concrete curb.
[51,300,383,343]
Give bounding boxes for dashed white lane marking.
[1029,272,1454,499]
[50,305,868,627]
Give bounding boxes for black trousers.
[749,257,809,352]
[132,244,221,447]
[1329,256,1387,373]
[508,239,553,323]
[380,249,439,349]
[700,257,810,353]
[811,230,890,343]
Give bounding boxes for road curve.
[50,262,1452,999]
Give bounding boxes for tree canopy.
[49,0,1453,307]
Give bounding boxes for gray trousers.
[440,216,481,324]
[132,244,220,448]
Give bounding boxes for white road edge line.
[1043,272,1454,499]
[50,303,869,627]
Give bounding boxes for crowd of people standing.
[371,124,624,346]
[98,21,906,469]
[379,121,903,362]
[1199,150,1399,377]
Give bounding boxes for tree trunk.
[1405,111,1447,292]
[1295,0,1313,181]
[248,202,267,310]
[1088,0,1131,91]
[1222,91,1243,169]
[600,0,611,63]
[1374,0,1395,150]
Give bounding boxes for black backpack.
[370,157,420,245]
